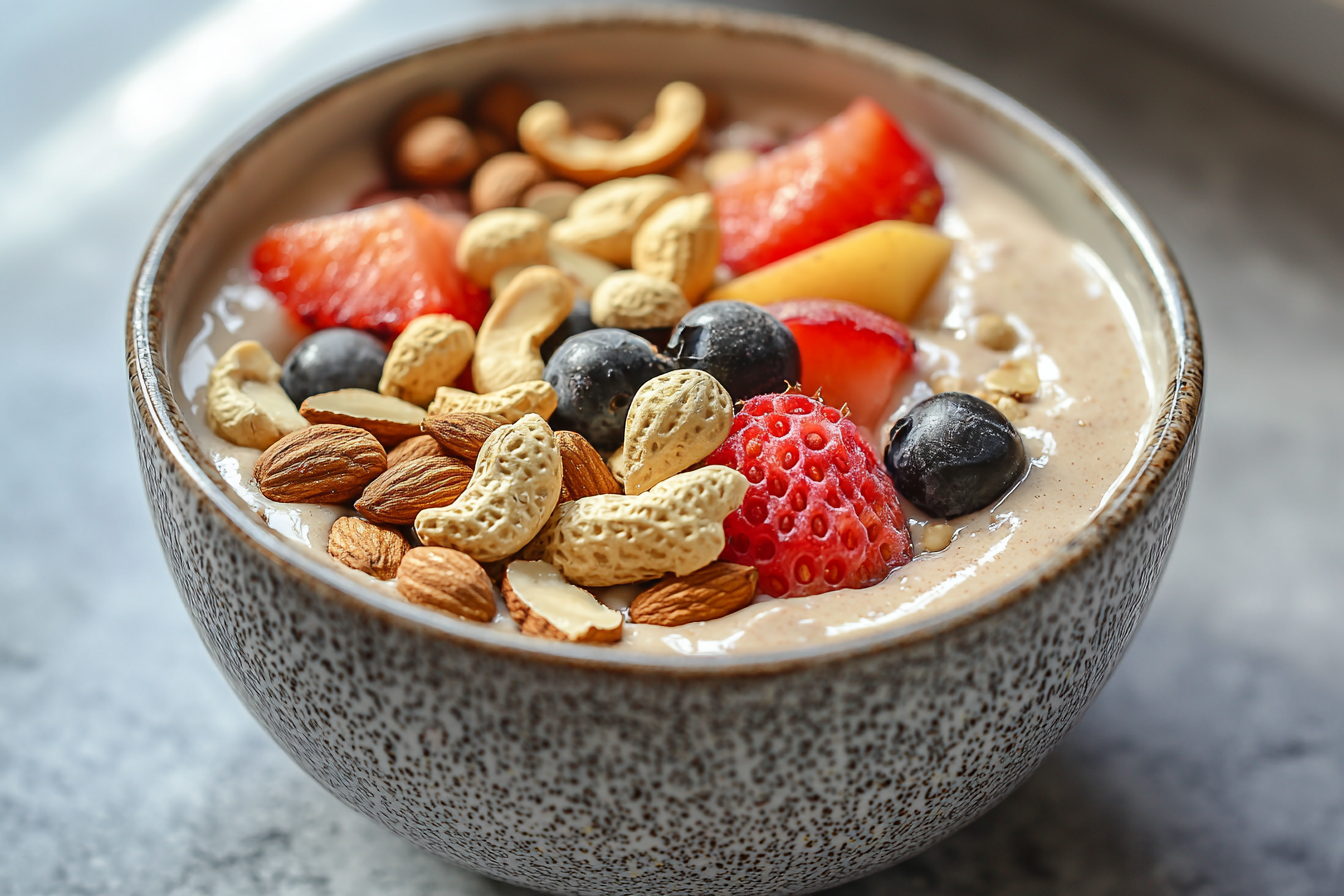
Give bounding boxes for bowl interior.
[140,9,1196,669]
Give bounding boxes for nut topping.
[327,516,409,580]
[502,560,623,643]
[628,562,759,626]
[355,455,474,525]
[253,424,387,504]
[397,546,497,622]
[299,388,428,445]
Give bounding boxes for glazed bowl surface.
[128,8,1202,895]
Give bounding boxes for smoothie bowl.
[127,8,1201,894]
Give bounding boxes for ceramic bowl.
[127,8,1202,894]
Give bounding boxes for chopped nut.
[703,147,759,186]
[922,522,954,553]
[983,355,1040,399]
[972,313,1018,351]
[931,374,963,395]
[502,560,623,643]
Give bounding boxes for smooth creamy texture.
[178,154,1154,656]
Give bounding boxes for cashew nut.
[631,192,720,303]
[379,314,475,407]
[518,81,706,186]
[527,465,749,587]
[590,271,690,330]
[472,266,575,394]
[427,380,558,421]
[206,341,308,449]
[455,207,551,287]
[414,414,563,562]
[548,175,686,266]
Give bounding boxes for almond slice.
[397,546,496,622]
[253,424,387,504]
[421,412,509,463]
[502,560,623,643]
[355,455,473,525]
[628,562,758,626]
[327,516,409,580]
[300,388,428,445]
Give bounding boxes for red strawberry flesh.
[714,96,943,275]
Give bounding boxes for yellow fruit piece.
[706,220,953,321]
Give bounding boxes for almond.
[396,546,496,622]
[554,430,622,502]
[254,424,387,504]
[627,562,758,626]
[502,560,623,643]
[300,388,428,445]
[327,516,409,580]
[386,434,445,467]
[421,412,509,463]
[355,455,473,525]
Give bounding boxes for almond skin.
[254,424,387,504]
[386,434,445,467]
[627,562,759,626]
[501,560,623,643]
[396,547,496,622]
[355,455,473,525]
[421,412,509,463]
[554,430,623,503]
[327,516,409,580]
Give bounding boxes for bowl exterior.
[131,384,1197,894]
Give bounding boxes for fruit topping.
[705,391,912,598]
[540,298,597,361]
[708,220,952,322]
[714,97,943,275]
[543,329,676,451]
[280,328,388,405]
[766,299,916,430]
[665,301,800,402]
[884,392,1028,519]
[252,198,489,338]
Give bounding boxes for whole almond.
[327,516,409,580]
[421,412,509,463]
[397,546,496,622]
[355,455,473,525]
[628,562,759,626]
[254,424,387,504]
[554,430,622,503]
[470,152,548,215]
[386,434,445,467]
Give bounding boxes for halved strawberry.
[252,198,490,339]
[766,299,916,430]
[714,97,943,275]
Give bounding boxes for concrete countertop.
[3,0,1342,893]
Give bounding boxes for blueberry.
[884,392,1028,519]
[280,328,388,404]
[666,301,800,401]
[540,299,597,362]
[543,329,676,450]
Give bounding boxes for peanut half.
[205,341,308,449]
[414,414,563,563]
[471,265,574,394]
[621,369,733,495]
[379,314,475,407]
[455,207,551,287]
[632,192,720,303]
[528,465,749,587]
[502,560,623,644]
[548,175,685,266]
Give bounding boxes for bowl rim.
[127,5,1203,676]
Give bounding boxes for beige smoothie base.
[175,151,1154,658]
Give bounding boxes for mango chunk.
[706,220,953,321]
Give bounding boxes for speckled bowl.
[127,8,1202,895]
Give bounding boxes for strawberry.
[767,299,916,430]
[251,198,490,339]
[714,97,943,275]
[705,390,912,598]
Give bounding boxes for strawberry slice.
[252,198,490,339]
[766,299,916,430]
[714,97,943,275]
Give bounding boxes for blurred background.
[2,0,1343,893]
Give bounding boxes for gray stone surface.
[2,0,1342,893]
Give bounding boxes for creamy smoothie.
[177,144,1153,656]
